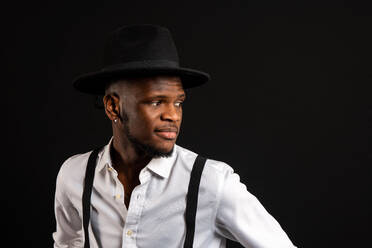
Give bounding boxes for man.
[53,24,297,248]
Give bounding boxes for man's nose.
[160,104,181,122]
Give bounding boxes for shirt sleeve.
[53,159,84,248]
[215,168,297,248]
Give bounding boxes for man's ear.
[103,94,121,121]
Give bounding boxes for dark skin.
[103,76,185,208]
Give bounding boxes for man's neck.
[110,135,152,208]
[111,135,152,178]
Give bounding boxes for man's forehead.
[145,79,183,91]
[124,76,185,96]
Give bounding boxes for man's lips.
[154,127,178,140]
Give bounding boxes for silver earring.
[114,119,118,123]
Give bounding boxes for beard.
[126,129,174,158]
[121,109,174,158]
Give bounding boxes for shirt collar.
[97,136,115,172]
[97,136,178,179]
[146,145,178,179]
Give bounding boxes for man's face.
[119,76,185,157]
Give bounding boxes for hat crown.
[73,24,210,95]
[103,24,179,67]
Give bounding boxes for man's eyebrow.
[148,94,186,99]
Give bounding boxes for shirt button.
[126,230,133,236]
[136,194,141,200]
[115,194,121,199]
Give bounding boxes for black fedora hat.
[73,24,210,95]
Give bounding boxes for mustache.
[154,125,179,133]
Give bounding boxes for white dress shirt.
[53,137,296,248]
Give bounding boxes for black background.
[3,1,371,247]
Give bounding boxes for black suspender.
[82,148,207,248]
[82,147,102,248]
[183,155,207,248]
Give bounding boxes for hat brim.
[73,66,210,95]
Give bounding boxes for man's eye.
[175,102,183,107]
[151,101,161,106]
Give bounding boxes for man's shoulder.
[56,149,94,188]
[175,144,234,176]
[175,145,237,202]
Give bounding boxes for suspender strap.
[183,155,207,248]
[82,147,101,248]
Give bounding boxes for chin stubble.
[126,130,174,158]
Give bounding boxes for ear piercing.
[114,119,118,123]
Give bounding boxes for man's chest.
[88,168,220,247]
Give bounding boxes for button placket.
[122,176,150,246]
[108,167,124,203]
[115,180,123,202]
